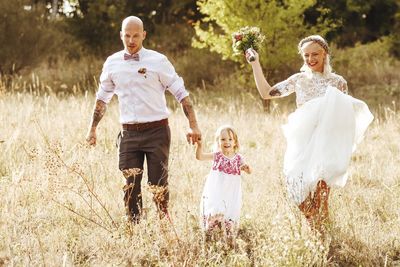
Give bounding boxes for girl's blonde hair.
[213,125,240,153]
[298,35,332,75]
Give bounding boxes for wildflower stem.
[34,119,118,229]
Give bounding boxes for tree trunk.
[51,0,58,18]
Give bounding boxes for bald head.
[122,16,143,31]
[120,16,146,54]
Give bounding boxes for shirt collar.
[123,47,146,57]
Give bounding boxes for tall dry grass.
[0,87,399,266]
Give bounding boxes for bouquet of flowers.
[232,26,265,62]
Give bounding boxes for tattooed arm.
[181,96,202,145]
[86,99,107,146]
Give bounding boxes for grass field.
[0,90,399,266]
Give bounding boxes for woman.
[246,35,373,231]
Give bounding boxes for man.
[86,16,201,223]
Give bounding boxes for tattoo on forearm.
[91,100,107,128]
[183,103,190,117]
[182,99,198,128]
[269,89,281,97]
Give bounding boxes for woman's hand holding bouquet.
[232,26,265,62]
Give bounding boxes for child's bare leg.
[204,214,224,241]
[224,220,236,248]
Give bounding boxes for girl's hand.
[240,164,251,174]
[245,48,259,64]
[195,139,202,147]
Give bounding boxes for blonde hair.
[298,35,332,75]
[213,125,240,153]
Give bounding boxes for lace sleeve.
[338,76,348,94]
[270,73,299,97]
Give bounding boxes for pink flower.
[235,34,243,41]
[138,67,147,78]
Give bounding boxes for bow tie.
[124,53,139,61]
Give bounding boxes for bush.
[146,23,238,90]
[0,0,62,74]
[332,37,400,97]
[389,10,400,58]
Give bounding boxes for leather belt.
[122,118,168,131]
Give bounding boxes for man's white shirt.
[96,47,189,124]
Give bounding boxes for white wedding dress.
[273,71,374,204]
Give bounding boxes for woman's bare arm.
[246,49,284,99]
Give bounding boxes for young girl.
[246,35,374,232]
[195,125,251,235]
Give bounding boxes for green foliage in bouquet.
[232,26,265,56]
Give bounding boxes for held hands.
[186,127,202,145]
[245,48,259,64]
[240,164,252,174]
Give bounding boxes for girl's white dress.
[273,71,374,204]
[200,151,244,229]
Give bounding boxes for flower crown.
[298,35,330,54]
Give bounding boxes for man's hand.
[86,128,97,146]
[86,99,107,147]
[181,97,201,145]
[186,127,202,145]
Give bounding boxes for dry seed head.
[27,147,39,161]
[122,168,143,178]
[44,150,63,176]
[70,162,84,175]
[49,140,63,154]
[147,184,167,203]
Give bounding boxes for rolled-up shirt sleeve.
[96,60,115,104]
[158,57,189,102]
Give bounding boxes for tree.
[389,3,400,58]
[67,0,127,55]
[51,0,58,18]
[193,0,336,75]
[192,0,335,110]
[66,0,201,56]
[29,0,65,17]
[0,0,60,74]
[304,0,399,47]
